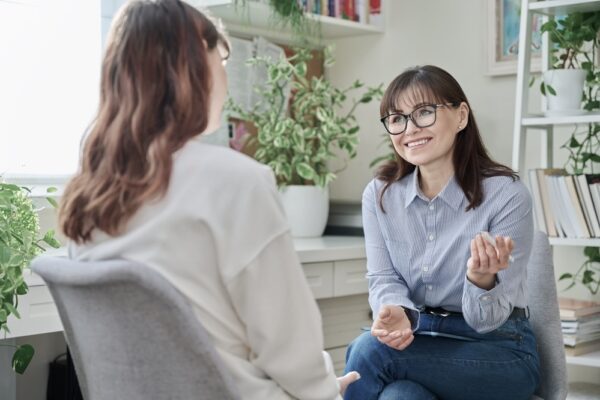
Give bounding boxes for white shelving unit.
[513,0,600,370]
[208,1,383,45]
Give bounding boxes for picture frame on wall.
[487,0,542,76]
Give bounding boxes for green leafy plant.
[560,247,600,295]
[233,0,317,43]
[0,183,60,374]
[226,46,383,187]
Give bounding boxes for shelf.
[566,350,600,367]
[521,113,600,127]
[529,0,600,15]
[208,2,383,45]
[548,237,600,246]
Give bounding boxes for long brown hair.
[376,65,517,212]
[60,0,228,243]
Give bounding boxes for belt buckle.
[428,308,451,317]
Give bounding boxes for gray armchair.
[31,256,240,400]
[527,231,568,400]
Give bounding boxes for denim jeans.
[343,313,540,400]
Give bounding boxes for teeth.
[406,138,430,148]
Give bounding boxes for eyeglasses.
[380,103,457,135]
[216,40,230,66]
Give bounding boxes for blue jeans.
[344,313,540,400]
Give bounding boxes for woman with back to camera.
[58,1,358,398]
[342,65,540,400]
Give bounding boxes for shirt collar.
[404,168,464,211]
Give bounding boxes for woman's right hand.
[371,305,414,350]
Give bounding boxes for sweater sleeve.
[225,231,342,400]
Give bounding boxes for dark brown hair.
[377,65,517,211]
[59,0,229,242]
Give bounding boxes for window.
[0,0,101,183]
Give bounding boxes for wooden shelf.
[548,238,600,246]
[521,113,600,127]
[529,0,600,15]
[567,350,600,367]
[208,2,382,45]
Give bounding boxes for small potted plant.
[540,11,600,115]
[227,46,382,237]
[0,182,60,373]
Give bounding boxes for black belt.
[422,307,528,319]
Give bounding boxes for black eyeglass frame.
[380,102,458,135]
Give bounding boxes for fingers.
[378,306,392,322]
[470,234,513,274]
[337,371,361,396]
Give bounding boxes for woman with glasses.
[59,1,358,398]
[343,65,540,400]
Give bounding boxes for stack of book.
[297,0,383,26]
[528,169,600,238]
[559,297,600,356]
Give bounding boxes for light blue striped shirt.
[363,168,533,333]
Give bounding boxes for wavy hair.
[59,0,228,242]
[376,65,517,212]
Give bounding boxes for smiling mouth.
[405,138,431,148]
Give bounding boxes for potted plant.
[226,46,382,237]
[539,11,600,115]
[0,182,60,373]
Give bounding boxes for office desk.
[5,236,370,373]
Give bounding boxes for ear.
[456,102,470,131]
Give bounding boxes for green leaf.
[546,84,557,96]
[583,269,595,284]
[4,302,20,319]
[46,187,58,193]
[569,137,580,148]
[43,231,61,249]
[558,273,573,280]
[12,345,34,374]
[46,197,58,209]
[584,246,600,260]
[296,162,316,181]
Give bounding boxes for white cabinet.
[513,0,600,369]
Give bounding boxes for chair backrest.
[31,256,241,400]
[526,231,568,400]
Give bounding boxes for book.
[559,297,600,319]
[535,169,558,237]
[565,338,600,356]
[575,174,600,237]
[563,174,591,238]
[528,169,547,234]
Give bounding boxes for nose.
[404,117,421,136]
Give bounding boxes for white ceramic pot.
[279,185,329,238]
[543,69,587,116]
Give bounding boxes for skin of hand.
[337,371,360,396]
[466,234,514,290]
[370,305,414,350]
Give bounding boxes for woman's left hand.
[466,234,514,290]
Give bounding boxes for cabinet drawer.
[326,346,348,376]
[5,285,62,338]
[302,262,334,299]
[333,259,368,297]
[318,294,371,349]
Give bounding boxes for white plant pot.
[279,185,329,238]
[543,69,587,116]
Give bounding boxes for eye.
[417,106,435,117]
[388,114,406,125]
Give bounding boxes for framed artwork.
[487,0,543,76]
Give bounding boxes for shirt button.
[428,234,434,241]
[427,285,433,290]
[423,266,429,272]
[429,204,435,211]
[482,296,490,301]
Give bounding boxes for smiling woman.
[0,0,101,181]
